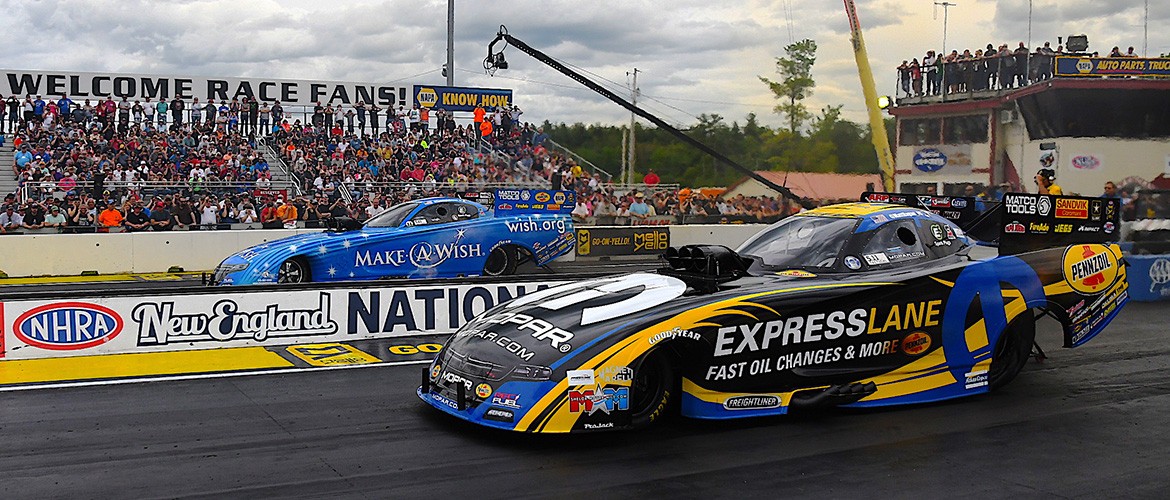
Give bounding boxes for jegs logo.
[13,302,124,350]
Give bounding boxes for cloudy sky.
[3,0,1164,129]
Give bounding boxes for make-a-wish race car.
[419,192,1128,433]
[212,189,576,285]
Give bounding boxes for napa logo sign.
[12,302,124,350]
[412,85,513,112]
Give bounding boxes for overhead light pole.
[446,0,455,86]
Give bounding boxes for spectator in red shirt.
[643,169,660,185]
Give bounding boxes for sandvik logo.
[13,302,124,350]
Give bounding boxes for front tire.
[989,315,1036,390]
[629,353,674,428]
[483,246,518,276]
[277,257,311,284]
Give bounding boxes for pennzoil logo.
[901,332,931,356]
[1063,244,1119,295]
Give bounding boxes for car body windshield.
[364,202,418,228]
[737,216,858,269]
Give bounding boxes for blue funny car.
[212,190,576,285]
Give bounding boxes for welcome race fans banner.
[0,69,410,107]
[1055,57,1170,77]
[414,85,514,112]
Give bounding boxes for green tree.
[760,39,818,135]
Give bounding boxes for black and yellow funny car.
[419,193,1127,433]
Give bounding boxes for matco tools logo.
[1062,244,1119,295]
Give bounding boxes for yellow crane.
[843,0,896,191]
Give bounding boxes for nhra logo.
[1005,221,1026,234]
[1063,244,1119,295]
[415,88,437,107]
[568,386,629,414]
[1071,155,1100,170]
[723,394,781,411]
[13,302,124,350]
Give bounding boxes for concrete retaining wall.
[0,224,769,277]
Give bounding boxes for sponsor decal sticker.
[1005,221,1026,234]
[1055,224,1073,233]
[286,343,380,366]
[475,383,493,399]
[483,407,514,423]
[1062,244,1119,295]
[844,256,862,270]
[648,327,702,345]
[583,422,615,430]
[1029,222,1050,234]
[723,394,782,411]
[566,369,595,386]
[1004,194,1037,215]
[492,392,522,409]
[596,365,634,384]
[863,253,890,266]
[568,386,629,414]
[13,302,124,351]
[965,370,989,389]
[432,364,442,378]
[534,192,551,203]
[1055,198,1089,219]
[1037,196,1052,216]
[930,224,946,241]
[901,332,931,356]
[775,270,817,278]
[950,198,968,209]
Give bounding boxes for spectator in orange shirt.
[98,203,124,228]
[473,106,485,124]
[275,198,298,223]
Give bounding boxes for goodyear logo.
[1063,244,1119,295]
[1056,198,1089,219]
[416,88,438,107]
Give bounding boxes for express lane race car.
[419,195,1128,432]
[213,190,576,285]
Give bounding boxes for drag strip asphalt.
[1,302,1168,499]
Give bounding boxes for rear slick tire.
[483,246,518,276]
[989,316,1036,391]
[629,353,673,428]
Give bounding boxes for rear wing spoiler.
[861,192,1120,255]
[493,189,577,215]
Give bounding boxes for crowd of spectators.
[897,41,1146,98]
[1,92,810,233]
